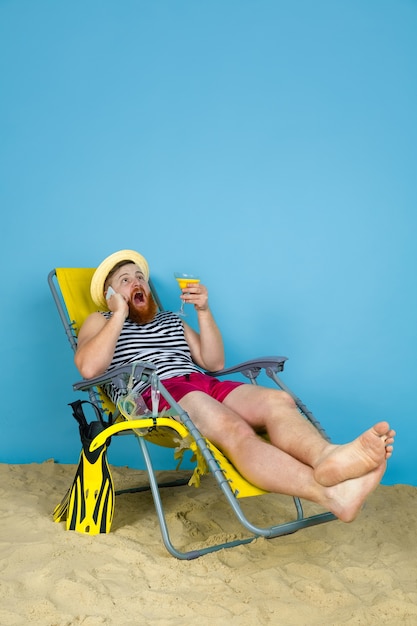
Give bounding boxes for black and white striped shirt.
[102,311,201,403]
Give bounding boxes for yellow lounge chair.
[48,267,336,559]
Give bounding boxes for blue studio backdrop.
[1,0,416,486]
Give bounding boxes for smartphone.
[106,286,116,300]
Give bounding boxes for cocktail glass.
[174,272,200,316]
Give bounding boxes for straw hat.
[90,249,150,309]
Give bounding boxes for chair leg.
[136,436,259,559]
[135,436,336,560]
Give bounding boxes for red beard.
[128,289,158,325]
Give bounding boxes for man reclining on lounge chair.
[75,249,395,524]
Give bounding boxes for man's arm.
[74,292,128,379]
[181,283,225,372]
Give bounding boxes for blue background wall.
[1,0,416,486]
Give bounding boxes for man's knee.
[278,390,296,408]
[262,389,296,412]
[218,416,256,449]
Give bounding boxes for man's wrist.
[110,309,128,323]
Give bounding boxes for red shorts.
[142,371,243,411]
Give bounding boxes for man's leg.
[222,384,395,486]
[180,389,319,492]
[178,390,391,522]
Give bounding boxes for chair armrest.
[206,356,287,380]
[73,360,157,393]
[73,356,288,393]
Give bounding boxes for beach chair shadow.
[48,267,336,560]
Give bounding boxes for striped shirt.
[102,311,201,403]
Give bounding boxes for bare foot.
[323,461,386,523]
[314,421,394,487]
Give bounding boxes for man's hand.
[181,282,209,311]
[106,289,129,319]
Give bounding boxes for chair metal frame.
[48,268,336,559]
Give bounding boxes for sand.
[1,461,416,626]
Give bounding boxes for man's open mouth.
[132,290,145,305]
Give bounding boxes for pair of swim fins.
[53,401,114,534]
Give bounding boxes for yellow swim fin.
[54,401,114,534]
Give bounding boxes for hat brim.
[90,249,150,309]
